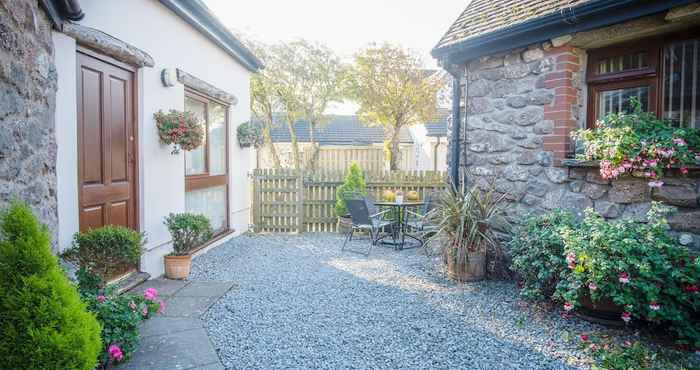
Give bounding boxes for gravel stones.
[192,233,605,370]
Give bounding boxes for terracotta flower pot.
[446,251,486,282]
[576,293,625,327]
[164,254,191,280]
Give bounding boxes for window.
[184,91,229,234]
[586,30,700,129]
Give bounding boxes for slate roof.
[434,0,591,53]
[268,116,414,145]
[424,109,450,137]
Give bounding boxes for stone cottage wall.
[455,40,700,253]
[0,1,58,243]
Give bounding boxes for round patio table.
[374,201,424,250]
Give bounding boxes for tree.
[268,40,347,171]
[249,42,282,168]
[350,44,445,170]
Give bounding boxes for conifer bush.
[0,202,102,370]
[335,162,367,216]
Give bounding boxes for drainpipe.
[60,0,85,21]
[448,69,462,189]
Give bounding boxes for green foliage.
[580,336,700,370]
[334,163,367,216]
[573,100,700,185]
[426,185,508,264]
[80,283,162,367]
[0,201,101,370]
[556,204,700,347]
[164,213,213,255]
[63,225,144,281]
[510,210,577,301]
[237,121,263,148]
[349,43,445,169]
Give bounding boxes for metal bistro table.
[374,200,424,250]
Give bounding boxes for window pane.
[663,39,700,128]
[209,103,226,175]
[186,185,227,231]
[185,97,207,175]
[598,52,648,75]
[597,86,649,119]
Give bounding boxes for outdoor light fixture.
[161,68,176,87]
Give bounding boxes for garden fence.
[251,168,447,233]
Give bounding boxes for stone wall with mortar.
[456,39,700,253]
[0,1,58,243]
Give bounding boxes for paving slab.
[129,278,188,297]
[162,296,217,318]
[117,328,219,370]
[175,281,235,298]
[140,317,203,338]
[192,362,226,370]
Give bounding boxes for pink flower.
[129,301,137,311]
[108,344,124,362]
[566,253,576,269]
[649,302,660,311]
[580,334,589,342]
[623,340,633,348]
[144,288,158,301]
[564,302,574,311]
[588,282,597,291]
[648,180,664,188]
[589,343,598,351]
[142,306,149,317]
[621,312,632,323]
[673,138,687,146]
[97,295,107,303]
[158,300,166,314]
[619,272,630,284]
[680,167,689,175]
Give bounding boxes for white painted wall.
[53,0,254,277]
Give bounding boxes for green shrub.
[335,162,367,216]
[164,213,213,255]
[556,204,700,347]
[62,225,144,281]
[510,210,576,301]
[579,336,700,370]
[0,201,101,369]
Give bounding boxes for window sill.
[562,159,700,170]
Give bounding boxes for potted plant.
[237,121,263,148]
[163,213,213,279]
[427,185,507,282]
[335,163,367,231]
[154,109,205,154]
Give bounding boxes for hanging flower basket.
[236,121,263,148]
[154,109,205,154]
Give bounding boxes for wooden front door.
[77,51,137,232]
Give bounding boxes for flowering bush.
[154,109,205,154]
[578,335,700,369]
[510,210,576,301]
[573,101,700,187]
[555,204,700,347]
[78,275,164,368]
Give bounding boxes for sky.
[203,0,467,67]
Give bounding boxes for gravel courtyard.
[190,233,602,370]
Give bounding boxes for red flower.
[580,334,589,342]
[683,284,698,293]
[621,312,632,323]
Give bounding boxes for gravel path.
[191,233,604,370]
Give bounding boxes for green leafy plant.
[237,121,263,148]
[0,201,101,369]
[154,109,205,154]
[573,100,700,187]
[510,210,577,301]
[62,225,144,282]
[164,213,213,255]
[556,204,700,347]
[335,162,367,216]
[578,335,700,370]
[426,185,508,265]
[77,269,164,368]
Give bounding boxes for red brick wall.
[543,46,581,164]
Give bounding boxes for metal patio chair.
[342,197,396,256]
[405,191,440,245]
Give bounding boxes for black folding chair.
[405,191,440,245]
[342,198,395,256]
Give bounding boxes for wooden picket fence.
[251,168,447,233]
[301,147,413,172]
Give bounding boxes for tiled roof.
[424,108,450,137]
[434,0,591,53]
[267,116,414,145]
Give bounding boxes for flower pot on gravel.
[164,254,192,279]
[576,294,625,327]
[446,250,486,282]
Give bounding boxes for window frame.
[586,28,700,128]
[184,88,230,233]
